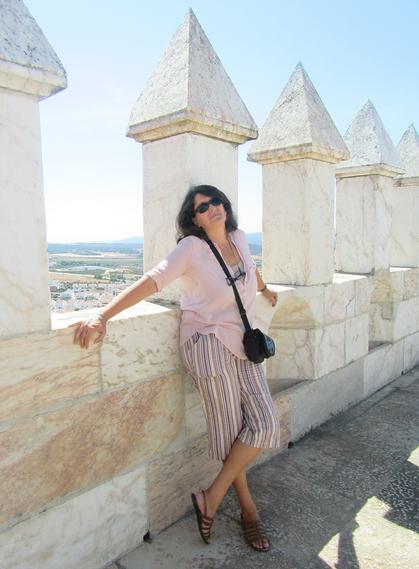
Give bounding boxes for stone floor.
[115,366,419,569]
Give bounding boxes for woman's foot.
[191,490,215,544]
[241,508,270,551]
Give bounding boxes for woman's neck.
[205,226,229,246]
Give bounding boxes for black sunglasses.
[192,196,223,217]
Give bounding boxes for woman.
[71,185,280,552]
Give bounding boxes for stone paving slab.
[118,366,419,569]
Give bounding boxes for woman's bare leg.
[195,439,268,548]
[225,462,269,549]
[196,439,260,516]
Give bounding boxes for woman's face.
[192,193,227,231]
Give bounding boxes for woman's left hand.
[262,287,278,307]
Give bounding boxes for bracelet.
[258,284,267,292]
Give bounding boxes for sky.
[24,0,419,243]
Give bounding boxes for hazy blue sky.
[25,0,419,242]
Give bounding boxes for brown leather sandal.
[191,490,214,544]
[240,513,270,552]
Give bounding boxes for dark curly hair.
[176,185,238,243]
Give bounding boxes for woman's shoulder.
[230,228,247,243]
[176,234,203,252]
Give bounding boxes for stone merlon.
[127,8,258,144]
[397,124,419,179]
[247,62,349,164]
[336,100,405,178]
[0,0,67,98]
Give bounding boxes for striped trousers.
[181,332,281,461]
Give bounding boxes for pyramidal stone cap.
[247,62,349,164]
[396,124,419,182]
[336,100,405,178]
[127,9,257,144]
[0,0,67,98]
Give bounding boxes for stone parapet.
[0,275,418,566]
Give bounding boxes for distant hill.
[47,232,262,255]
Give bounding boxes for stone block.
[101,307,182,388]
[270,284,324,329]
[0,466,147,569]
[391,185,419,268]
[289,358,364,441]
[324,279,355,322]
[403,331,419,372]
[0,89,51,338]
[273,390,292,450]
[369,298,418,343]
[370,270,404,303]
[364,341,404,397]
[268,322,345,380]
[354,275,373,315]
[147,436,220,536]
[403,268,419,299]
[0,328,100,423]
[369,303,393,343]
[262,159,335,285]
[0,374,183,524]
[345,313,369,364]
[268,328,316,380]
[335,176,375,273]
[315,322,345,377]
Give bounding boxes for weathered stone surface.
[335,174,393,273]
[403,268,419,299]
[147,435,220,536]
[391,185,419,267]
[101,305,182,387]
[270,283,324,329]
[324,279,355,322]
[370,297,418,343]
[345,313,369,364]
[364,341,404,397]
[0,89,51,337]
[337,100,404,177]
[289,358,364,440]
[0,328,100,423]
[397,124,419,178]
[273,391,292,450]
[0,0,66,97]
[128,9,257,144]
[370,270,404,303]
[354,274,373,314]
[261,159,336,285]
[0,466,147,569]
[268,321,345,381]
[404,331,419,372]
[0,374,183,524]
[248,62,348,164]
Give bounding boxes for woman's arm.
[70,237,195,349]
[255,267,278,307]
[99,275,157,322]
[70,275,158,348]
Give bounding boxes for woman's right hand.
[69,314,107,349]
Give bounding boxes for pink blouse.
[144,229,257,359]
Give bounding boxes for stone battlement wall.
[1,2,418,569]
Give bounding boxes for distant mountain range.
[48,233,262,254]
